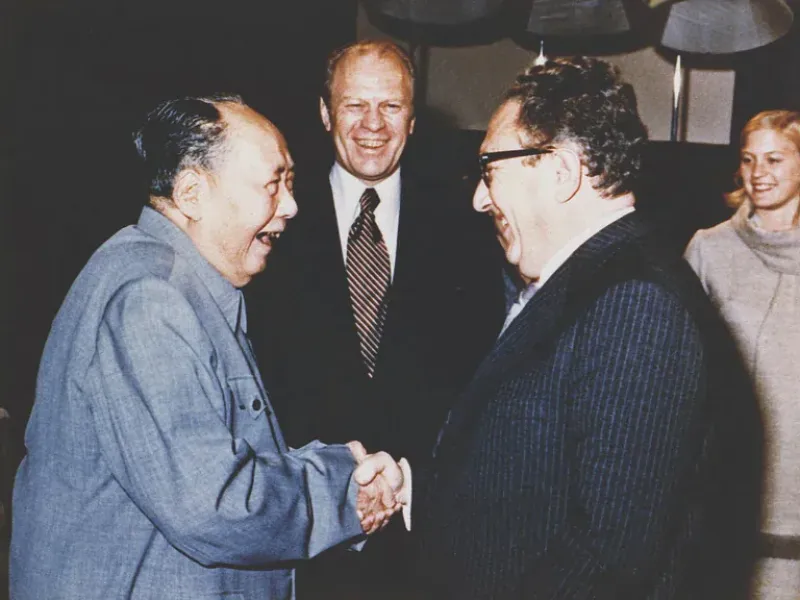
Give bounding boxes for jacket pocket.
[227,376,275,451]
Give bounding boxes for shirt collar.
[329,162,402,221]
[136,206,242,332]
[537,206,636,287]
[236,291,248,334]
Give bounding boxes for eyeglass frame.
[478,147,554,186]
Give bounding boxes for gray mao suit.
[10,207,364,600]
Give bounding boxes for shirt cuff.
[398,457,412,531]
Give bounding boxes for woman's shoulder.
[684,217,745,280]
[687,218,739,252]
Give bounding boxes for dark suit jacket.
[247,167,506,467]
[415,213,763,600]
[246,166,505,597]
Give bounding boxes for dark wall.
[4,0,357,443]
[732,12,800,142]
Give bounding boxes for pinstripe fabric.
[416,214,762,600]
[346,188,391,377]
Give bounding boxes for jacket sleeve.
[523,280,705,599]
[86,277,364,567]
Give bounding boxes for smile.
[256,231,282,244]
[356,139,388,149]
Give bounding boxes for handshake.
[347,441,411,535]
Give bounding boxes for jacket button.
[252,398,262,411]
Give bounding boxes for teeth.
[358,140,385,148]
[257,232,281,243]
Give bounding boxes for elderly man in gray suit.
[10,94,408,600]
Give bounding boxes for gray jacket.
[11,207,363,600]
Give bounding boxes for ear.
[171,168,207,222]
[319,97,332,132]
[553,148,582,203]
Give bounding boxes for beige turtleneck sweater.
[686,201,800,538]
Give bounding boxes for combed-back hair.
[133,93,244,200]
[505,56,648,198]
[322,40,415,108]
[726,109,800,210]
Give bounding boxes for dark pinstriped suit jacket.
[416,213,763,600]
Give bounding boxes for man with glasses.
[413,56,763,599]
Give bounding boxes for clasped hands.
[347,441,410,535]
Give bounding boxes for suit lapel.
[433,262,572,461]
[372,177,433,379]
[298,176,350,306]
[293,173,366,373]
[479,212,649,386]
[433,212,651,462]
[391,177,430,292]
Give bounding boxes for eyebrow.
[340,96,406,103]
[269,165,294,181]
[742,150,786,156]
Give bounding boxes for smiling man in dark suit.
[414,56,763,599]
[245,40,505,599]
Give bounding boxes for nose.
[362,106,385,132]
[278,187,298,220]
[751,159,767,179]
[473,179,492,213]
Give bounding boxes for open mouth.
[256,231,282,245]
[357,139,388,150]
[495,215,509,233]
[492,216,511,248]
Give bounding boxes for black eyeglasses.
[478,147,554,186]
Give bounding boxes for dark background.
[1,0,358,442]
[1,2,799,596]
[0,2,359,593]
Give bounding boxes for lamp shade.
[526,0,630,35]
[661,0,793,53]
[363,0,505,25]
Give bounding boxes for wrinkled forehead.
[219,102,281,139]
[482,101,530,152]
[332,50,413,96]
[215,104,293,172]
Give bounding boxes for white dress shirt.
[500,206,636,336]
[330,163,402,280]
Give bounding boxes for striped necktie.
[346,187,391,377]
